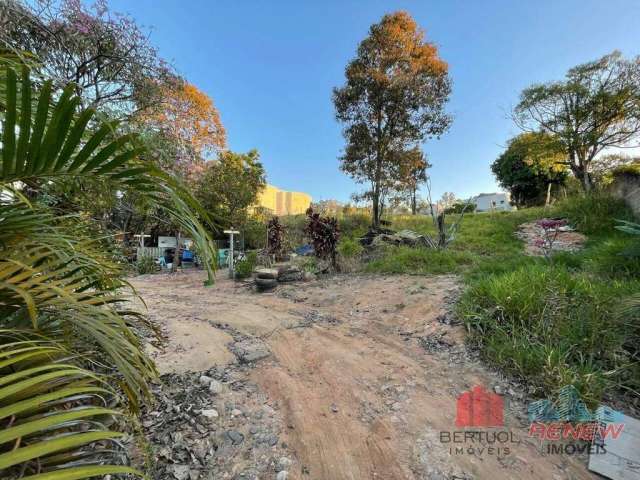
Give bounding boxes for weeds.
[363,193,638,403]
[552,192,632,234]
[235,251,258,279]
[136,255,157,274]
[458,264,638,403]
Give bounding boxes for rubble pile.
[516,220,587,256]
[360,227,438,248]
[137,367,294,480]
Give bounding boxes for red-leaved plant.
[535,218,567,259]
[267,216,286,259]
[304,207,340,269]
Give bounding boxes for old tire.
[255,277,277,290]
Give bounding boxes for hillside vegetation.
[285,195,639,405]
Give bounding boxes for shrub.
[235,251,258,279]
[338,213,370,238]
[337,237,364,258]
[137,255,157,274]
[458,264,638,403]
[267,217,286,258]
[445,202,476,214]
[304,208,340,268]
[552,192,632,234]
[336,237,364,272]
[243,218,267,250]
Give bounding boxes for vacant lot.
[130,271,593,480]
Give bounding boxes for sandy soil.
[130,271,595,480]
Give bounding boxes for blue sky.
[110,0,640,203]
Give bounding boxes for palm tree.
[0,62,216,477]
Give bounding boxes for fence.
[137,247,164,259]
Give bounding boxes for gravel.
[132,366,294,479]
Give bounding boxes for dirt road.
[130,271,594,480]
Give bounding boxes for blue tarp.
[295,244,314,256]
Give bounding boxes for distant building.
[255,184,312,216]
[312,199,343,214]
[473,192,513,212]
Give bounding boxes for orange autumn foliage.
[363,11,448,82]
[141,81,226,161]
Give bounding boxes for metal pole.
[224,230,240,280]
[229,232,234,279]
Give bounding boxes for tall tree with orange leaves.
[333,11,451,227]
[139,80,226,180]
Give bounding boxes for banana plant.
[0,63,216,476]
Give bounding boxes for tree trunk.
[437,213,446,248]
[571,153,593,193]
[172,231,182,272]
[545,182,552,207]
[372,191,379,228]
[411,189,417,215]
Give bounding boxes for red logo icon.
[456,385,504,427]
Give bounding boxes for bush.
[267,217,286,258]
[304,208,340,268]
[243,218,267,250]
[458,263,638,403]
[552,192,633,234]
[136,255,157,274]
[337,237,364,258]
[338,213,370,238]
[444,202,476,214]
[336,237,364,272]
[235,251,258,279]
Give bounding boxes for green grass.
[362,195,639,403]
[366,245,475,275]
[458,264,639,404]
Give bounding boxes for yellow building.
[255,184,312,216]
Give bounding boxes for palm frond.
[0,331,140,478]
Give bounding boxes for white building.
[473,192,514,212]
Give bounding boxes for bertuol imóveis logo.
[439,385,516,457]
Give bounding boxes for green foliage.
[0,63,215,477]
[444,202,476,214]
[0,331,141,478]
[136,255,157,274]
[196,149,266,229]
[363,197,637,403]
[515,51,640,191]
[243,217,267,250]
[337,237,364,258]
[612,163,640,178]
[552,192,633,234]
[366,245,475,275]
[235,251,258,279]
[491,132,568,206]
[458,264,638,403]
[338,212,371,238]
[616,219,640,236]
